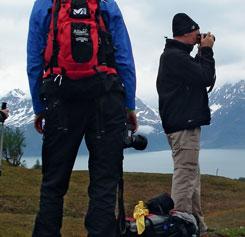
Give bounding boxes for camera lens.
[132,134,148,150]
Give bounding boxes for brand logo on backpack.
[73,8,88,16]
[70,1,90,19]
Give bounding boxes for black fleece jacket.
[156,39,216,134]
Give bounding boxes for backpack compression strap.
[50,0,61,74]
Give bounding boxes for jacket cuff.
[33,105,44,116]
[200,47,214,57]
[125,99,135,111]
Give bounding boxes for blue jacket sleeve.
[100,0,136,110]
[27,0,52,115]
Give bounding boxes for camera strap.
[117,167,126,235]
[207,73,216,93]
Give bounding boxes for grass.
[0,161,245,237]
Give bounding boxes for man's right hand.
[127,110,138,133]
[200,32,215,48]
[34,114,45,134]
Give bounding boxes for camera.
[197,33,215,44]
[123,125,148,150]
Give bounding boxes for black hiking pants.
[32,76,126,237]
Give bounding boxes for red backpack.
[44,0,117,80]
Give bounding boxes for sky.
[0,0,245,107]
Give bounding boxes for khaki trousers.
[167,127,208,234]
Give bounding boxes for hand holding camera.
[197,32,215,48]
[123,110,147,150]
[123,122,148,150]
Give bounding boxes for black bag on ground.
[147,193,174,215]
[120,193,197,237]
[123,214,196,237]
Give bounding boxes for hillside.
[0,162,244,237]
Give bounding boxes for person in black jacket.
[156,13,215,237]
[0,109,9,123]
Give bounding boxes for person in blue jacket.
[27,0,137,236]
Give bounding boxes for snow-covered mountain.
[3,89,162,131]
[202,80,245,148]
[1,80,245,155]
[2,89,34,127]
[0,89,165,155]
[134,97,167,151]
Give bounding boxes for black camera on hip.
[123,124,148,150]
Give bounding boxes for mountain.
[1,80,245,156]
[1,89,41,156]
[1,89,166,156]
[201,80,245,148]
[1,89,34,127]
[134,97,168,151]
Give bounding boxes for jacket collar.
[165,39,194,53]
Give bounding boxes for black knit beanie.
[172,13,199,37]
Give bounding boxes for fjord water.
[24,149,245,179]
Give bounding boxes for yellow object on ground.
[133,201,149,235]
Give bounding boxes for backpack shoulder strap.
[95,0,109,31]
[50,0,61,71]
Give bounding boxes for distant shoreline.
[22,149,245,179]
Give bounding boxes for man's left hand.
[34,113,45,134]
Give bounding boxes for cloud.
[0,63,29,97]
[216,62,245,86]
[116,0,245,106]
[0,18,28,64]
[0,0,244,108]
[137,125,155,135]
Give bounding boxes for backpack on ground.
[123,214,197,237]
[118,191,198,237]
[44,0,117,80]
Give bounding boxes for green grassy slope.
[0,162,244,237]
